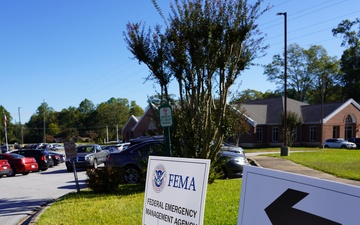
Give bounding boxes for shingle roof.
[239,97,360,126]
[239,97,307,125]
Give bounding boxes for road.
[0,159,88,225]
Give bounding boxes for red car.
[0,159,11,178]
[0,153,39,176]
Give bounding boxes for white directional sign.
[238,165,360,225]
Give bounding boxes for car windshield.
[10,153,24,159]
[77,146,94,153]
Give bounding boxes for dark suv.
[106,140,165,184]
[11,149,54,171]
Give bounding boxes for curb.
[17,201,55,225]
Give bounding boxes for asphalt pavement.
[249,155,360,187]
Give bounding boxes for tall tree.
[305,45,342,104]
[26,101,55,143]
[264,44,311,102]
[229,89,281,103]
[129,101,144,117]
[264,44,341,103]
[332,18,360,102]
[125,0,270,162]
[96,98,130,142]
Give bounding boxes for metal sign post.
[64,140,80,192]
[159,103,173,156]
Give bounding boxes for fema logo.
[152,164,166,193]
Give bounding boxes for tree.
[264,44,341,103]
[129,101,144,117]
[229,89,281,103]
[125,0,270,163]
[280,111,302,147]
[332,18,360,102]
[304,45,342,104]
[96,98,131,142]
[26,101,55,143]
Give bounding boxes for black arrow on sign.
[265,188,341,225]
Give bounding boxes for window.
[292,129,297,142]
[272,127,278,142]
[256,127,263,142]
[345,115,353,123]
[310,126,316,141]
[333,126,340,138]
[345,125,353,139]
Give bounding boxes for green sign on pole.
[159,103,172,156]
[159,103,173,127]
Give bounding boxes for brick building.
[237,97,360,148]
[122,105,159,142]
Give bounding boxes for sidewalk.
[250,155,360,187]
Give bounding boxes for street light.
[277,12,289,156]
[18,107,23,145]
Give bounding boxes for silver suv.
[66,144,109,172]
[323,138,357,149]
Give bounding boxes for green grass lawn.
[37,179,242,225]
[36,149,360,224]
[268,149,360,181]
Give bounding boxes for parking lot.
[0,159,88,225]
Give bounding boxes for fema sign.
[143,156,210,225]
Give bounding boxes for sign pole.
[159,103,173,156]
[64,140,80,192]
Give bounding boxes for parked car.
[1,144,11,153]
[323,138,357,149]
[128,135,164,147]
[218,147,249,178]
[49,151,66,163]
[48,152,62,166]
[65,144,109,172]
[11,149,54,171]
[346,138,360,149]
[0,159,11,178]
[0,153,38,176]
[221,144,245,155]
[106,139,166,184]
[105,142,131,153]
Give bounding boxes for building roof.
[121,115,139,132]
[240,97,308,125]
[238,97,360,126]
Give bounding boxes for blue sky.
[1,0,359,123]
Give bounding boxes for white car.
[108,142,131,153]
[323,138,356,149]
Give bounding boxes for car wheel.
[22,172,30,175]
[341,145,347,149]
[93,159,98,169]
[67,166,73,172]
[221,167,228,179]
[124,166,140,184]
[7,167,16,177]
[324,145,329,148]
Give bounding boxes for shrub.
[86,167,124,193]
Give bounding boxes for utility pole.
[43,99,46,143]
[18,107,23,144]
[277,12,289,156]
